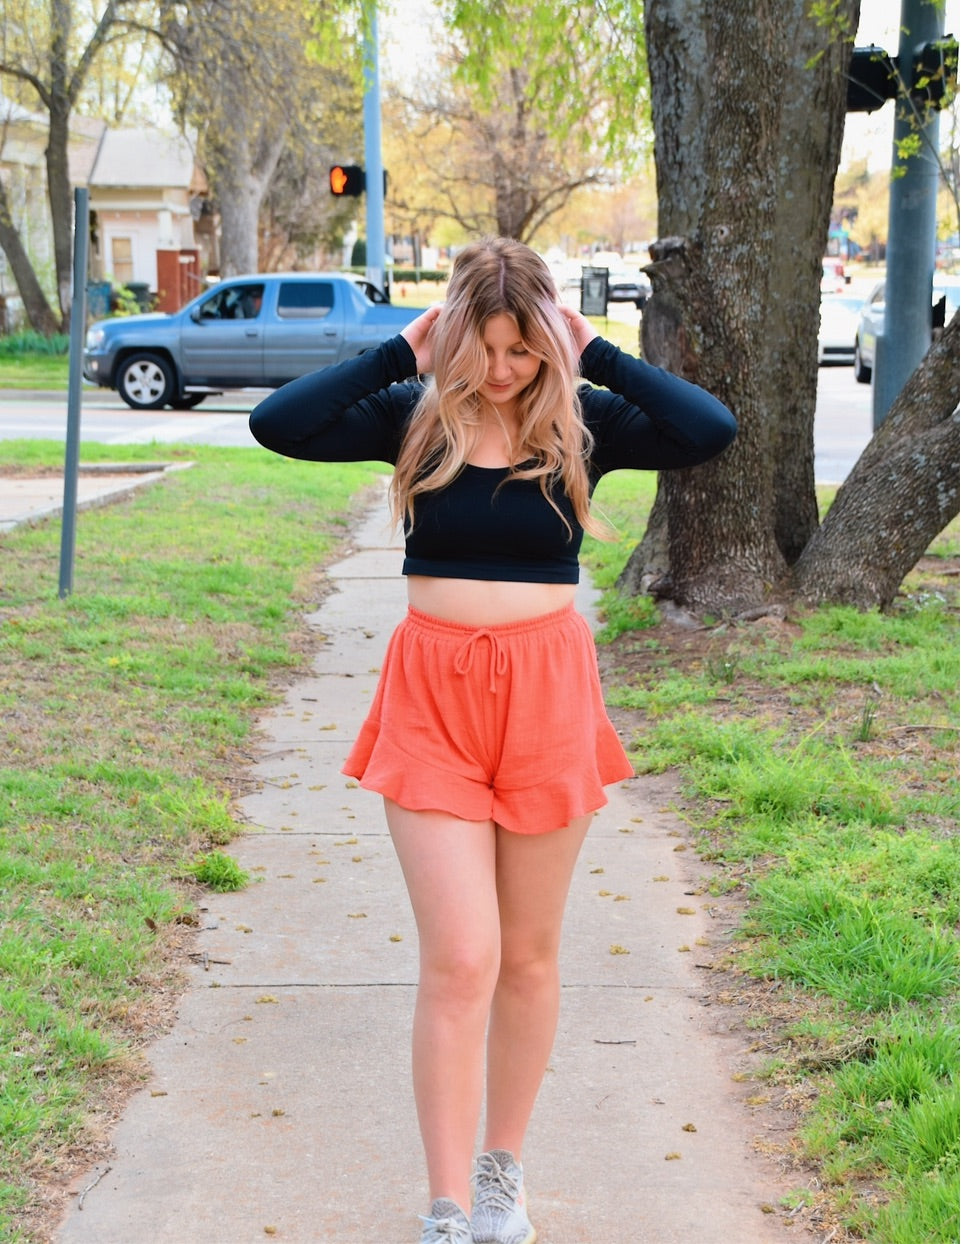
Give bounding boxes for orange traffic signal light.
[329,165,365,196]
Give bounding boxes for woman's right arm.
[248,334,421,463]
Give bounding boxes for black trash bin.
[127,282,152,311]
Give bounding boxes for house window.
[111,237,134,285]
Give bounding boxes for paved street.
[0,361,872,483]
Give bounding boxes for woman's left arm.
[580,337,737,472]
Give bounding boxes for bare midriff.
[406,575,578,626]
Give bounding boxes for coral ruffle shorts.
[342,604,634,834]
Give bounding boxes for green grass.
[185,849,250,892]
[583,471,960,1244]
[0,331,70,358]
[0,354,69,388]
[0,440,386,1238]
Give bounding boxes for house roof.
[0,93,106,181]
[89,128,196,190]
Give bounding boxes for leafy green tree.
[156,0,362,276]
[385,0,649,244]
[625,0,958,611]
[0,0,154,332]
[834,159,890,260]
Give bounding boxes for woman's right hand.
[401,304,444,374]
[558,304,600,354]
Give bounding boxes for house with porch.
[0,98,212,327]
[86,126,214,312]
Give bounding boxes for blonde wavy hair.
[390,236,608,540]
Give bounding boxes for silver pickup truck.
[83,272,421,410]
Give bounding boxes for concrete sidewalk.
[54,490,801,1244]
[0,462,184,532]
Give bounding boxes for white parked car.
[854,277,960,383]
[818,295,861,366]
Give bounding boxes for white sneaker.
[470,1150,536,1244]
[420,1197,472,1243]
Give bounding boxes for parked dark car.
[84,272,420,410]
[606,267,651,309]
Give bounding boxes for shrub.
[0,331,69,357]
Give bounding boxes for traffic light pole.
[872,0,944,427]
[363,0,386,296]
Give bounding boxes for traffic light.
[909,36,958,109]
[847,38,959,113]
[329,165,365,197]
[847,46,897,113]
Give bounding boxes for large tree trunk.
[764,17,853,565]
[46,98,74,327]
[794,312,960,608]
[160,1,309,278]
[210,128,287,276]
[47,0,75,324]
[0,175,62,335]
[620,0,859,612]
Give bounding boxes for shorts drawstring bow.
[453,629,510,693]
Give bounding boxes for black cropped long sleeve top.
[249,335,737,584]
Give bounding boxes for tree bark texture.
[47,0,75,324]
[210,128,288,277]
[0,175,61,335]
[762,13,854,565]
[641,1,791,611]
[624,0,860,613]
[794,312,960,609]
[160,0,317,277]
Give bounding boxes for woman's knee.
[496,945,559,997]
[419,938,501,1008]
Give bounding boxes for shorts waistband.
[404,604,579,694]
[404,602,577,639]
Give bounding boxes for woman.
[249,237,736,1244]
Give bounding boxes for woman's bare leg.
[483,813,593,1159]
[385,799,501,1212]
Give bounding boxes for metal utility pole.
[363,0,387,296]
[59,187,89,599]
[872,0,945,427]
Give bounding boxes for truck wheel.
[117,352,176,409]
